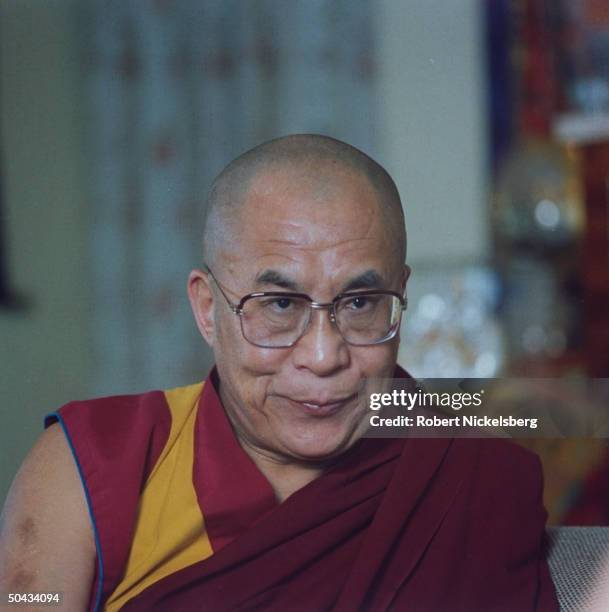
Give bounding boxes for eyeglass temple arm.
[203,265,242,313]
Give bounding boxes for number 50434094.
[5,592,62,605]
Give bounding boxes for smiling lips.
[285,394,358,417]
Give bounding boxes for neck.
[238,438,324,503]
[216,375,328,502]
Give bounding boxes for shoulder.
[51,382,204,443]
[476,438,543,487]
[448,438,542,481]
[47,384,203,470]
[443,438,545,524]
[1,382,206,609]
[52,388,173,436]
[457,438,546,524]
[46,382,204,532]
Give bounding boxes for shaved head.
[189,134,410,465]
[202,134,406,268]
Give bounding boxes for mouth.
[283,393,359,417]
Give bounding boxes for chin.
[279,429,360,463]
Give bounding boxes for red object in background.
[564,141,609,526]
[580,142,609,377]
[584,0,609,27]
[520,0,557,137]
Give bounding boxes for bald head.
[202,134,406,268]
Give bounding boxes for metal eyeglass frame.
[204,266,408,348]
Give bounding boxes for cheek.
[213,316,288,405]
[237,343,290,380]
[214,310,284,370]
[353,342,399,378]
[213,313,240,363]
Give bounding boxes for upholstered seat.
[547,527,609,611]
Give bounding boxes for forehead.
[220,164,400,289]
[249,163,375,228]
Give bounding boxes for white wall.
[375,0,489,267]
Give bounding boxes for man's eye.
[274,297,293,310]
[345,296,369,310]
[261,297,294,310]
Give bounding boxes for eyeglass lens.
[240,294,402,347]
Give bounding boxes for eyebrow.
[341,270,386,292]
[254,269,301,291]
[254,268,386,293]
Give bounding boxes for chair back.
[547,527,609,611]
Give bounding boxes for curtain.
[81,0,376,394]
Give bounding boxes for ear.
[188,269,216,346]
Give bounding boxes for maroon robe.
[47,367,557,611]
[121,381,558,611]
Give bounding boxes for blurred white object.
[398,265,504,378]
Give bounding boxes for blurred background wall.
[0,1,92,504]
[1,0,608,524]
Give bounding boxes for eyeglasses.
[205,267,407,348]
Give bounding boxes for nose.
[291,306,350,376]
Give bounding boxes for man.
[0,135,557,611]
